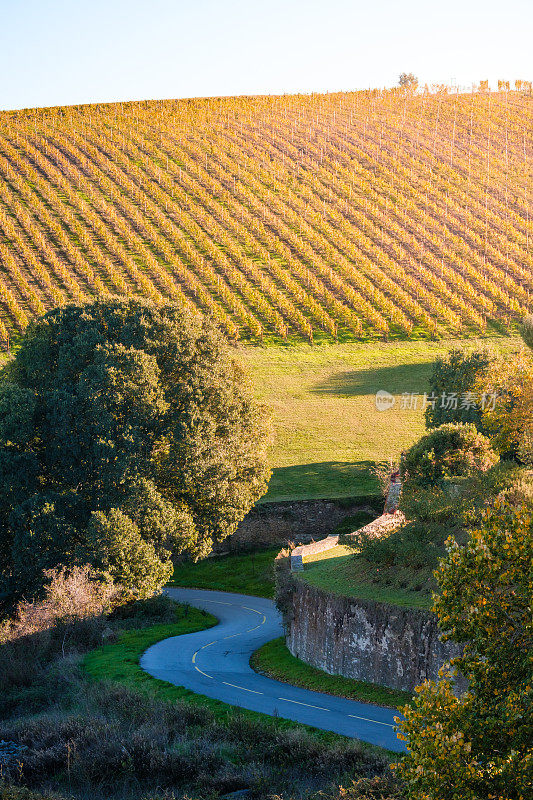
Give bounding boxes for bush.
[109,593,177,623]
[396,498,533,799]
[475,349,533,464]
[0,566,118,649]
[400,422,498,494]
[356,462,524,589]
[0,567,118,710]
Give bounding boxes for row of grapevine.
[0,87,530,344]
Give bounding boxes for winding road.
[140,588,405,752]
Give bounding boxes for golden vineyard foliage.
[0,86,532,343]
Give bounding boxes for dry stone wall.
[281,579,466,694]
[289,512,404,570]
[218,497,383,553]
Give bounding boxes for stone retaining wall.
[217,496,383,553]
[277,475,465,694]
[278,576,465,694]
[289,512,404,571]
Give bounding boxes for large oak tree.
[0,298,270,597]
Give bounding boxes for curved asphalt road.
[140,588,405,752]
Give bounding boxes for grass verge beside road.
[252,637,413,709]
[83,604,387,749]
[169,548,279,598]
[84,605,217,689]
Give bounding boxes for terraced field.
[0,87,531,345]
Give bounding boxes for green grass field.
[301,545,433,609]
[239,337,520,501]
[169,548,279,597]
[251,637,412,709]
[1,337,519,502]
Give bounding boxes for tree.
[400,423,498,495]
[86,509,172,599]
[476,349,533,464]
[396,496,533,799]
[0,298,271,598]
[425,347,496,430]
[399,73,418,90]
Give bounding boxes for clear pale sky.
[1,0,531,111]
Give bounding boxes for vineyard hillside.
[0,88,532,344]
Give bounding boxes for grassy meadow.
[1,336,521,503]
[240,336,521,501]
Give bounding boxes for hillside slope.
[0,88,531,344]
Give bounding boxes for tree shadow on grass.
[263,461,381,503]
[311,361,434,397]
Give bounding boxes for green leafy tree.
[475,319,533,464]
[425,348,496,430]
[396,497,533,799]
[0,298,270,597]
[86,509,172,599]
[400,423,498,495]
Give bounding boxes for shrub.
[0,566,118,648]
[0,567,118,709]
[400,422,498,494]
[475,349,533,464]
[356,462,524,585]
[109,592,177,623]
[396,499,533,799]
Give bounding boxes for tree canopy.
[399,72,418,90]
[425,347,496,430]
[396,495,533,799]
[474,321,533,464]
[0,298,270,598]
[400,422,498,495]
[476,350,533,464]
